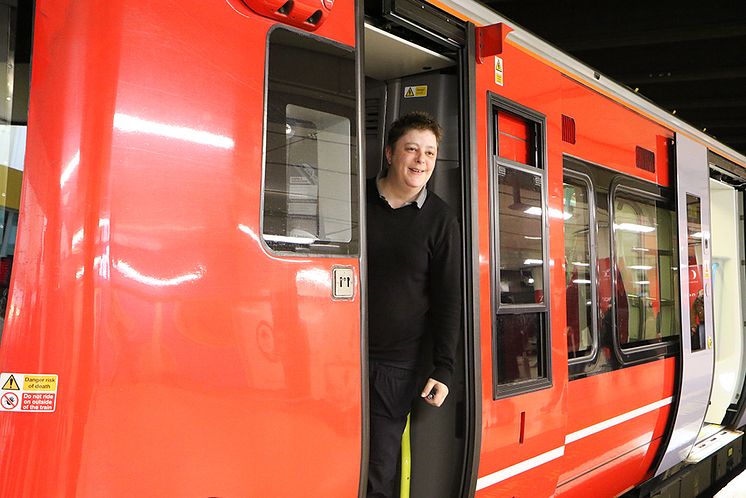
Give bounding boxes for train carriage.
[1,1,746,497]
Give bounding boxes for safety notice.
[403,85,428,98]
[494,57,504,86]
[0,373,57,412]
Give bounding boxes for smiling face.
[384,128,438,192]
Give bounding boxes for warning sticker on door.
[495,57,504,86]
[0,373,58,412]
[404,85,428,98]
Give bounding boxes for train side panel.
[473,25,567,498]
[473,24,678,496]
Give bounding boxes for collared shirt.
[375,174,428,209]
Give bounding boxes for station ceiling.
[478,0,746,159]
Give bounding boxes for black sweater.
[366,178,461,386]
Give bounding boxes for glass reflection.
[613,194,679,347]
[563,179,594,359]
[0,3,30,338]
[261,29,357,256]
[498,167,544,304]
[686,194,705,351]
[495,313,544,384]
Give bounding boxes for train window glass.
[495,312,546,384]
[686,194,705,352]
[563,176,595,360]
[497,166,544,305]
[497,111,535,166]
[613,193,679,348]
[262,28,358,255]
[0,1,31,339]
[490,96,550,397]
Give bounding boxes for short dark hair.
[386,111,442,148]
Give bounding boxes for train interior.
[364,19,469,498]
[696,168,746,443]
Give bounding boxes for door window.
[0,1,31,339]
[262,28,358,255]
[686,194,705,352]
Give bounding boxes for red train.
[1,1,746,497]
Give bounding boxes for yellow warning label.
[2,375,19,390]
[23,375,57,392]
[495,57,504,86]
[403,85,427,98]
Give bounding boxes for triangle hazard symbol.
[2,375,20,390]
[405,87,415,97]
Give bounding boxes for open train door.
[246,2,368,496]
[362,2,482,495]
[0,1,366,497]
[655,134,715,475]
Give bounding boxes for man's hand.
[420,378,449,407]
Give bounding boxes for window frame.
[493,163,548,310]
[563,170,600,365]
[260,26,359,257]
[488,93,552,399]
[609,179,679,363]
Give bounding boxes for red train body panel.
[472,23,677,496]
[1,1,360,497]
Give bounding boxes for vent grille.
[635,146,655,172]
[365,98,380,134]
[561,115,576,144]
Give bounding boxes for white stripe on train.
[475,397,673,491]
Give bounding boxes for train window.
[495,312,547,384]
[490,95,550,397]
[563,175,597,361]
[262,28,358,255]
[612,191,679,349]
[0,1,31,340]
[686,194,705,352]
[497,110,537,167]
[497,166,544,305]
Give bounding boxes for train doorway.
[704,177,745,427]
[678,152,746,468]
[362,3,476,496]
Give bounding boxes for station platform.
[715,468,746,497]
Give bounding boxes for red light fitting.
[242,0,333,30]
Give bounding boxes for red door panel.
[474,25,568,497]
[0,2,361,497]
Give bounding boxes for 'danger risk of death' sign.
[0,373,58,412]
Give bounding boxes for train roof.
[430,0,746,170]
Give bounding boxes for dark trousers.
[367,359,419,498]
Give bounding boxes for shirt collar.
[375,171,428,209]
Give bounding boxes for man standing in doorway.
[366,111,461,498]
